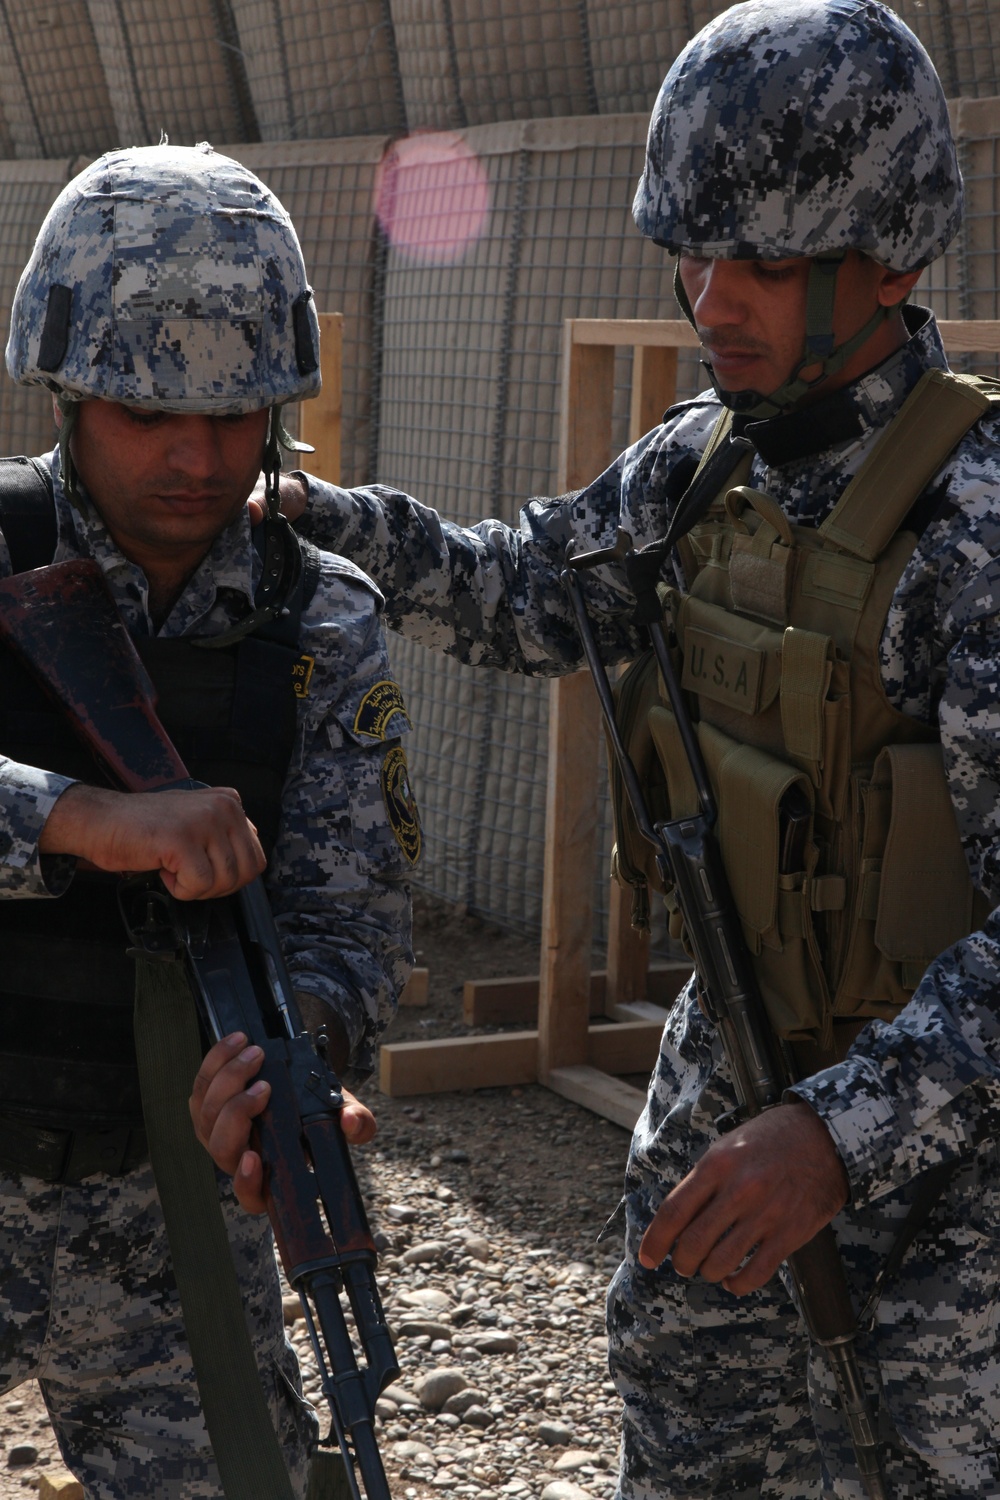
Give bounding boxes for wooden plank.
[464,963,689,1025]
[570,317,700,349]
[465,971,606,1026]
[587,1020,663,1074]
[546,1064,649,1131]
[538,670,602,1077]
[629,343,679,443]
[570,316,1000,357]
[537,328,618,1081]
[399,966,429,1007]
[939,320,1000,354]
[299,311,343,484]
[607,999,671,1024]
[379,1019,663,1097]
[379,1030,539,1096]
[558,325,616,492]
[954,97,1000,140]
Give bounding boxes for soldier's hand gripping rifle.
[0,559,398,1500]
[562,528,887,1500]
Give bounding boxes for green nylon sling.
[133,954,298,1500]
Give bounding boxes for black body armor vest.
[0,461,320,1131]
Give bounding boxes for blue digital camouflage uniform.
[0,447,416,1499]
[295,304,1000,1497]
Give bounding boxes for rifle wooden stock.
[0,559,397,1500]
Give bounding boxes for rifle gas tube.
[562,531,887,1500]
[0,559,397,1500]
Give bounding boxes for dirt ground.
[393,889,544,1043]
[2,892,638,1499]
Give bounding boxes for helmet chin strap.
[673,253,892,420]
[261,405,316,521]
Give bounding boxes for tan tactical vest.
[612,369,996,1050]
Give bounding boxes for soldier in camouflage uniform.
[205,1,1000,1495]
[0,143,416,1498]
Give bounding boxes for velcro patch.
[382,745,421,864]
[681,627,763,714]
[354,679,412,740]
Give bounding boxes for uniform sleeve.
[0,760,77,898]
[264,560,417,1085]
[0,508,77,898]
[292,428,687,675]
[790,556,1000,1208]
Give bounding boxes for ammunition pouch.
[609,369,998,1043]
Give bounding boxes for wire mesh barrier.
[87,0,258,148]
[392,0,596,129]
[889,0,1000,100]
[225,137,391,486]
[585,0,735,115]
[915,98,1000,378]
[230,0,406,141]
[0,0,114,159]
[0,161,76,457]
[370,117,673,935]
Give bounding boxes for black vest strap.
[0,458,323,1132]
[0,456,57,571]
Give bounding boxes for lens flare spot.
[374,132,491,263]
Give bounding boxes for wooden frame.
[379,314,1000,1125]
[299,312,343,485]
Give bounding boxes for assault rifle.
[0,559,397,1500]
[563,529,887,1500]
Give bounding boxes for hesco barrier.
[916,98,1000,356]
[891,0,999,100]
[230,0,406,141]
[0,0,114,159]
[585,0,734,115]
[0,85,997,940]
[87,0,258,147]
[0,161,76,457]
[226,137,390,486]
[371,117,673,933]
[392,0,595,129]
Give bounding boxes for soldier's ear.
[52,395,63,429]
[876,266,923,309]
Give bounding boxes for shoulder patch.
[382,744,421,864]
[354,679,412,740]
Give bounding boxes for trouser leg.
[7,1164,315,1499]
[609,1253,822,1500]
[0,1169,60,1392]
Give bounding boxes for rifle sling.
[133,954,297,1500]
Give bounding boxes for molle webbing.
[819,370,992,560]
[612,369,997,1043]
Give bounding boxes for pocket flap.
[678,594,782,717]
[701,724,814,937]
[874,742,977,963]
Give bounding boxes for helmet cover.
[6,142,321,412]
[633,0,962,271]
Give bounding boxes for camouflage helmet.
[633,0,962,273]
[6,142,321,413]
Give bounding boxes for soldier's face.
[69,401,270,573]
[677,251,918,403]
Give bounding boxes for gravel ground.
[1,896,641,1499]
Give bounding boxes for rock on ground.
[1,896,643,1500]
